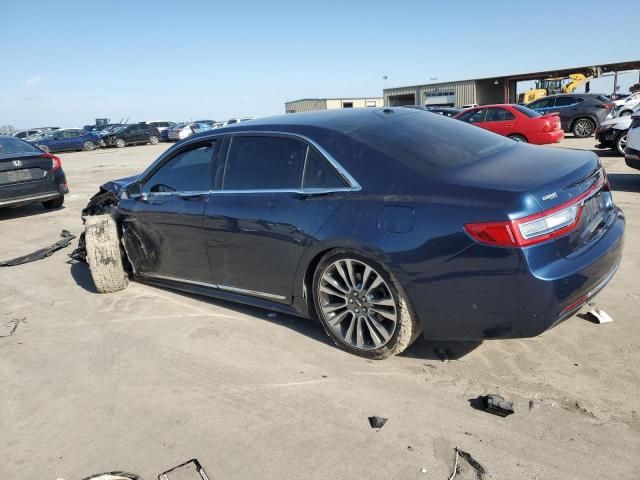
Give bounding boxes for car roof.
[209,108,416,135]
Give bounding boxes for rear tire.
[619,110,632,117]
[42,196,64,209]
[312,249,421,360]
[83,140,96,151]
[149,135,159,145]
[508,134,528,143]
[38,144,50,153]
[115,138,126,148]
[84,214,129,294]
[572,118,595,138]
[615,131,628,156]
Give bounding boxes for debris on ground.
[470,394,515,417]
[449,448,486,480]
[368,416,388,429]
[78,472,141,480]
[158,458,209,480]
[0,230,75,267]
[0,317,25,338]
[435,347,450,362]
[584,308,613,324]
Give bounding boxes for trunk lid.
[438,143,613,255]
[0,152,52,188]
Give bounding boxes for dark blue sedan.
[32,128,101,153]
[80,108,624,359]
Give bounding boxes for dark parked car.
[31,129,101,153]
[526,93,614,138]
[102,123,161,148]
[80,109,624,359]
[0,135,68,209]
[403,105,462,117]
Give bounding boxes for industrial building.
[285,97,383,113]
[384,60,640,107]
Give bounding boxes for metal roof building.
[285,97,384,113]
[384,60,640,107]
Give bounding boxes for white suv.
[624,112,640,171]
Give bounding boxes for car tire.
[38,144,50,153]
[83,140,96,151]
[149,135,159,145]
[571,118,596,138]
[115,138,126,148]
[84,214,129,294]
[508,134,528,143]
[42,196,64,209]
[620,110,633,117]
[312,249,421,359]
[615,131,628,156]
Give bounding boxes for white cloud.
[25,75,42,86]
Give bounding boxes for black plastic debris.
[158,458,209,480]
[0,230,75,267]
[368,416,388,429]
[457,449,486,480]
[469,394,514,417]
[79,473,141,480]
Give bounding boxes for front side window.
[485,108,515,122]
[458,109,487,124]
[143,142,215,194]
[223,136,307,190]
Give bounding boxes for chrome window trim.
[135,130,361,192]
[138,272,287,301]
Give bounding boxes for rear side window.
[223,136,306,190]
[144,142,215,193]
[555,97,579,107]
[528,97,555,109]
[0,137,41,156]
[303,148,347,189]
[485,108,515,121]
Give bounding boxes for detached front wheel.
[84,215,129,293]
[312,251,421,359]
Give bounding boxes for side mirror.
[121,181,142,199]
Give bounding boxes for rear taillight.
[597,103,615,110]
[465,176,605,248]
[41,153,62,172]
[542,123,550,133]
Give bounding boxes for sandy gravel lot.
[1,136,639,480]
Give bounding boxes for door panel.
[204,192,342,300]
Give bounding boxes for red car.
[453,104,564,145]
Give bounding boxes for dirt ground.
[1,136,639,480]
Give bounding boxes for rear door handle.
[504,124,513,127]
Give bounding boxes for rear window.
[0,137,41,156]
[352,111,514,175]
[512,105,542,118]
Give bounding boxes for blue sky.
[1,0,638,128]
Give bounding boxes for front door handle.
[178,192,208,201]
[504,124,513,127]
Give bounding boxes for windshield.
[512,104,542,118]
[0,136,42,156]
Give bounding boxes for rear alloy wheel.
[313,252,421,359]
[572,118,595,138]
[115,138,126,148]
[148,135,159,145]
[84,214,129,293]
[615,131,628,156]
[42,196,64,209]
[508,134,528,143]
[83,140,96,151]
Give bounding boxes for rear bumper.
[0,170,68,208]
[625,147,640,170]
[406,208,625,340]
[529,130,564,145]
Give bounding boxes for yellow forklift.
[518,70,598,104]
